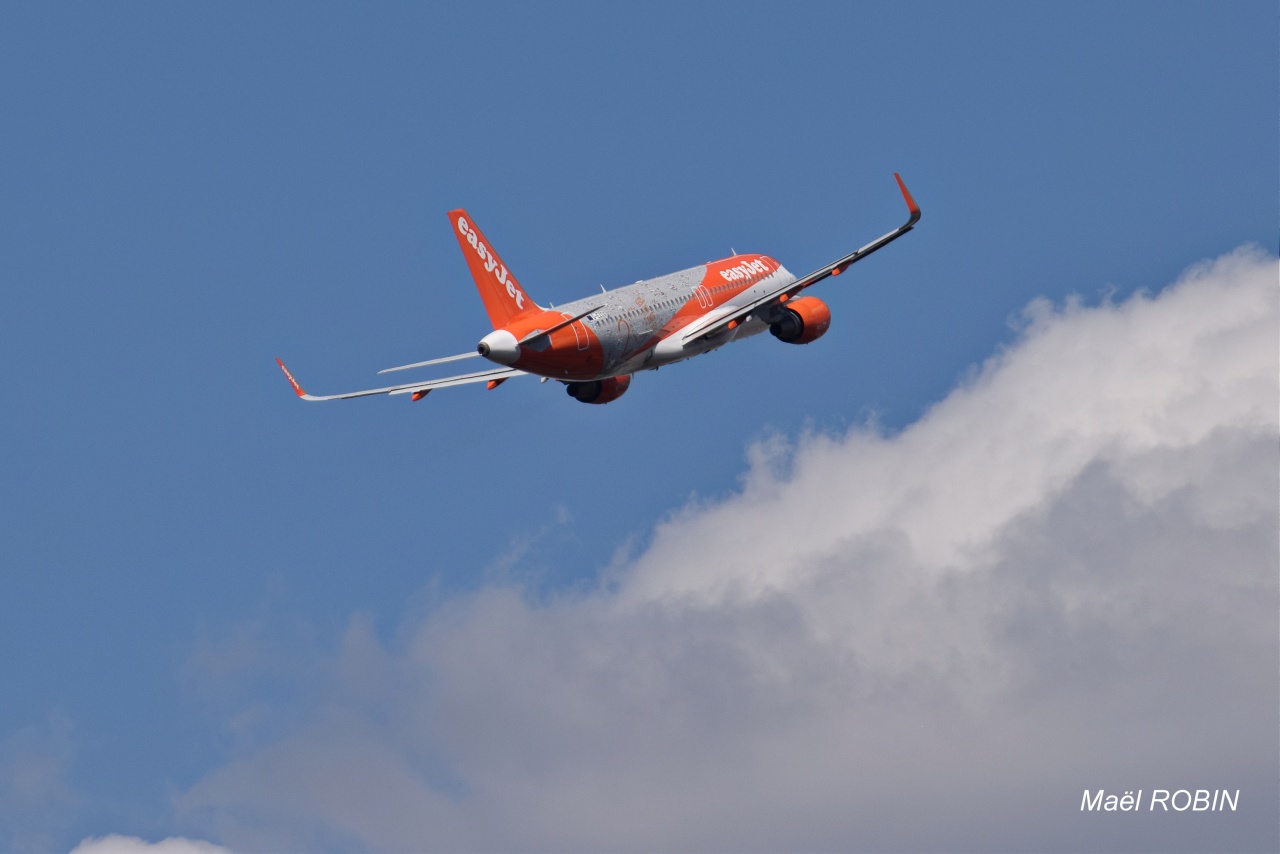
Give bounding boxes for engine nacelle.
[769,296,831,344]
[566,374,631,404]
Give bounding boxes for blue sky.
[1,3,1276,852]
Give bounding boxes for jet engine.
[769,296,831,345]
[566,374,631,404]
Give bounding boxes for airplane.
[277,174,920,405]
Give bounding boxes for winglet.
[276,358,309,398]
[894,173,921,226]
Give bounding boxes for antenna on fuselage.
[600,284,606,293]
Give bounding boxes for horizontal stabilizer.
[517,304,605,345]
[378,351,481,374]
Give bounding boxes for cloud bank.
[180,248,1278,852]
[69,837,232,854]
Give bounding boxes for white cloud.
[179,247,1279,852]
[69,836,233,854]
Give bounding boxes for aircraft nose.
[477,329,521,365]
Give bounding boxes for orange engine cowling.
[566,374,631,404]
[770,296,831,344]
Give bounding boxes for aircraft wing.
[682,173,920,344]
[276,358,526,402]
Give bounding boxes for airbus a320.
[277,174,920,405]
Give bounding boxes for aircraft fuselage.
[496,254,796,382]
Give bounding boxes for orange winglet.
[411,389,431,401]
[276,358,307,398]
[894,172,920,218]
[486,378,508,390]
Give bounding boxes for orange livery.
[277,174,921,405]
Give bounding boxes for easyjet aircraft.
[277,174,920,405]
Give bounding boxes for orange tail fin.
[448,209,540,328]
